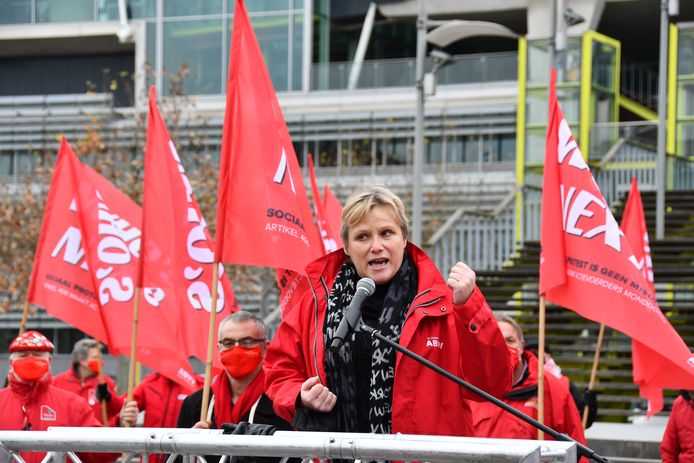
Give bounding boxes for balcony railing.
[311,52,518,91]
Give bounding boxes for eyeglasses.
[218,337,266,350]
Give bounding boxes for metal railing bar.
[0,429,572,463]
[597,138,626,169]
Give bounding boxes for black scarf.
[323,254,417,433]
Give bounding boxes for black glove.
[220,421,278,436]
[583,389,598,429]
[95,383,111,402]
[221,422,282,463]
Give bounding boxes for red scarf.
[210,369,265,426]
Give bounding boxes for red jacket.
[264,243,513,436]
[471,350,586,445]
[0,374,117,463]
[661,393,694,463]
[130,373,200,463]
[132,373,199,428]
[53,368,123,426]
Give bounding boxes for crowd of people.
[1,184,690,463]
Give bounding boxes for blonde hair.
[493,311,524,342]
[340,184,409,248]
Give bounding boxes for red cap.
[9,331,54,353]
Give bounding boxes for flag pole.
[199,262,220,423]
[96,343,109,426]
[583,323,605,428]
[18,300,31,336]
[125,286,142,427]
[537,295,546,440]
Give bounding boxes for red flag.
[143,86,239,375]
[323,184,343,248]
[621,178,661,416]
[28,139,197,388]
[275,268,311,314]
[215,0,321,274]
[27,138,109,344]
[307,155,340,253]
[539,69,694,388]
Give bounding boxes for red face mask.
[12,357,50,382]
[87,359,102,374]
[220,346,263,380]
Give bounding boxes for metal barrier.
[0,428,577,463]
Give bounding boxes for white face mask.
[545,357,562,378]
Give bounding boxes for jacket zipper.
[308,277,325,383]
[404,288,442,321]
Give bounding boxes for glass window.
[382,138,407,166]
[678,30,694,76]
[462,135,481,163]
[16,150,35,177]
[128,0,156,18]
[499,134,516,162]
[555,39,582,83]
[317,140,337,167]
[677,121,694,157]
[426,137,442,164]
[163,19,223,95]
[526,90,548,125]
[0,151,13,176]
[37,0,93,22]
[527,41,549,86]
[592,42,615,90]
[678,81,694,117]
[444,135,463,164]
[350,138,372,166]
[292,141,305,166]
[250,14,290,92]
[483,134,515,163]
[525,128,547,165]
[0,0,31,24]
[97,0,120,21]
[243,0,289,13]
[292,13,303,90]
[557,86,580,123]
[165,0,222,17]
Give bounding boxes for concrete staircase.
[475,189,694,422]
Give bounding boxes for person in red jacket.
[471,312,586,445]
[52,338,123,425]
[129,372,202,463]
[264,184,514,436]
[133,372,202,428]
[0,331,138,463]
[661,390,694,463]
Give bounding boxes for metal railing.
[311,52,517,91]
[428,185,523,273]
[0,428,578,463]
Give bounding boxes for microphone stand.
[358,322,612,463]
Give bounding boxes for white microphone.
[330,277,376,349]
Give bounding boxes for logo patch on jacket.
[426,336,444,349]
[40,405,57,421]
[524,397,539,410]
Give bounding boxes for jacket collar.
[304,242,449,307]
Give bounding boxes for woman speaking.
[264,184,514,436]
